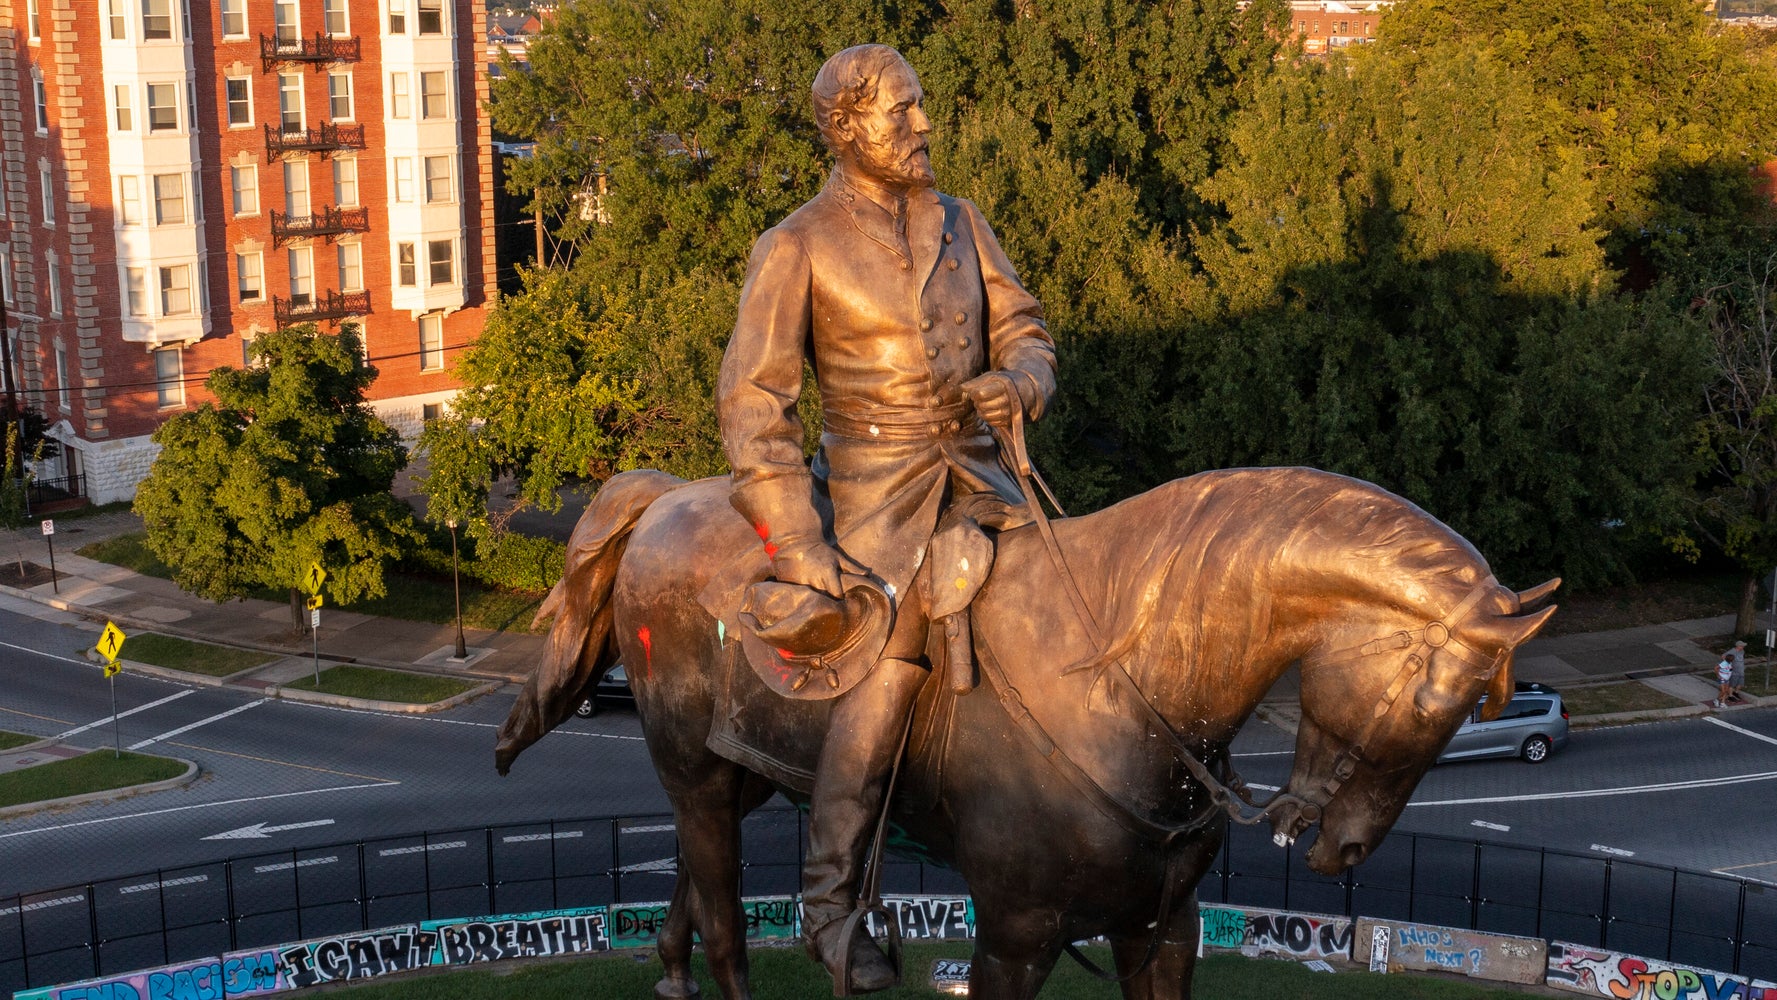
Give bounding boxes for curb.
[0,755,200,819]
[267,678,504,714]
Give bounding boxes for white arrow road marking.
[119,874,210,895]
[203,819,336,841]
[502,831,584,844]
[55,690,196,739]
[1703,715,1777,748]
[0,893,86,917]
[1592,844,1636,858]
[128,698,268,750]
[378,841,466,857]
[0,783,397,841]
[252,856,338,874]
[618,857,677,873]
[1470,820,1511,832]
[1408,770,1777,807]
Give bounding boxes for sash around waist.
[823,399,982,441]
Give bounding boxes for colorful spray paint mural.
[1546,942,1777,1000]
[1198,905,1353,961]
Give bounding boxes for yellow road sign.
[306,594,323,610]
[97,621,126,663]
[303,562,326,594]
[104,659,121,678]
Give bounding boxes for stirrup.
[831,903,902,997]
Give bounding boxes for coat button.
[954,312,967,324]
[928,395,943,407]
[942,232,954,244]
[919,318,933,332]
[956,337,970,348]
[946,419,960,433]
[900,260,912,271]
[946,258,959,271]
[926,347,939,359]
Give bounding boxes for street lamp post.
[448,519,467,660]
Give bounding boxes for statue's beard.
[852,140,935,190]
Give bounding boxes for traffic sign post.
[303,563,326,687]
[41,519,57,594]
[97,621,126,758]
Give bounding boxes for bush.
[468,531,565,594]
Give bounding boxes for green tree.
[134,325,417,629]
[0,423,27,531]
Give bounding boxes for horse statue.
[495,465,1558,1000]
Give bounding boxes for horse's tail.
[495,469,686,775]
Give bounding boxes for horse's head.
[1281,576,1559,875]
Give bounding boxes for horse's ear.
[1475,604,1557,720]
[1515,578,1561,613]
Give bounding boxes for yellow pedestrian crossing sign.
[303,562,326,594]
[97,621,126,664]
[104,659,121,678]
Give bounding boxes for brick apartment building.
[1287,0,1388,54]
[0,0,495,503]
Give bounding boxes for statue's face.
[841,59,934,190]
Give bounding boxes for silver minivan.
[1437,682,1570,764]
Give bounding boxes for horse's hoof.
[654,977,700,999]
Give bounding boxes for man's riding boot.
[802,657,926,994]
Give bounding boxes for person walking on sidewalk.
[1716,656,1734,708]
[1727,639,1748,703]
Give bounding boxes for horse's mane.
[1081,468,1487,702]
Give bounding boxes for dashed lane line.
[56,690,195,739]
[119,874,210,895]
[0,893,86,917]
[503,831,584,844]
[253,857,339,874]
[127,699,269,750]
[1703,715,1777,748]
[378,841,466,857]
[0,782,399,841]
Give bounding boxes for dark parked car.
[1436,682,1569,764]
[574,663,633,718]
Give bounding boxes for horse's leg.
[966,909,1063,1000]
[1112,836,1221,1000]
[658,758,767,1000]
[655,864,701,998]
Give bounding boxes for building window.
[108,0,128,39]
[143,0,173,39]
[27,0,40,40]
[220,0,246,36]
[420,72,447,119]
[388,0,406,33]
[279,74,303,132]
[226,78,251,126]
[0,254,9,303]
[328,72,353,121]
[46,253,61,316]
[231,164,259,216]
[147,82,178,132]
[274,0,299,45]
[119,175,143,225]
[389,73,410,119]
[427,239,453,286]
[159,264,193,315]
[284,160,310,216]
[424,155,452,203]
[418,314,443,370]
[126,267,147,316]
[323,0,347,35]
[288,247,314,304]
[338,242,363,290]
[397,242,416,286]
[40,164,55,226]
[154,173,186,225]
[333,158,358,206]
[54,344,69,411]
[33,72,48,133]
[417,0,443,34]
[155,349,184,408]
[237,251,263,302]
[113,84,133,131]
[393,158,413,202]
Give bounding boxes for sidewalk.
[0,512,543,688]
[0,511,1768,724]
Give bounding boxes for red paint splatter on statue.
[755,522,778,559]
[638,627,653,678]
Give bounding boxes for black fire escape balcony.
[270,206,371,248]
[264,122,367,158]
[274,289,371,327]
[259,32,362,72]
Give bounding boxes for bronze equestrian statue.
[495,43,1560,1000]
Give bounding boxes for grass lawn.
[0,750,187,809]
[1561,681,1688,717]
[120,632,277,677]
[282,665,478,704]
[330,946,1546,1000]
[0,730,37,751]
[78,533,548,635]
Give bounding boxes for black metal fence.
[23,472,83,511]
[3,810,1771,995]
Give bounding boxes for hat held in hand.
[738,574,894,701]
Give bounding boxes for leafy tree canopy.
[133,325,417,610]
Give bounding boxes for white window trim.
[154,348,185,409]
[220,0,248,38]
[237,250,264,302]
[231,164,259,217]
[423,155,453,204]
[146,81,181,134]
[32,71,48,134]
[333,157,359,207]
[418,313,444,371]
[225,76,254,128]
[323,0,349,36]
[284,159,311,218]
[337,241,363,291]
[328,72,354,122]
